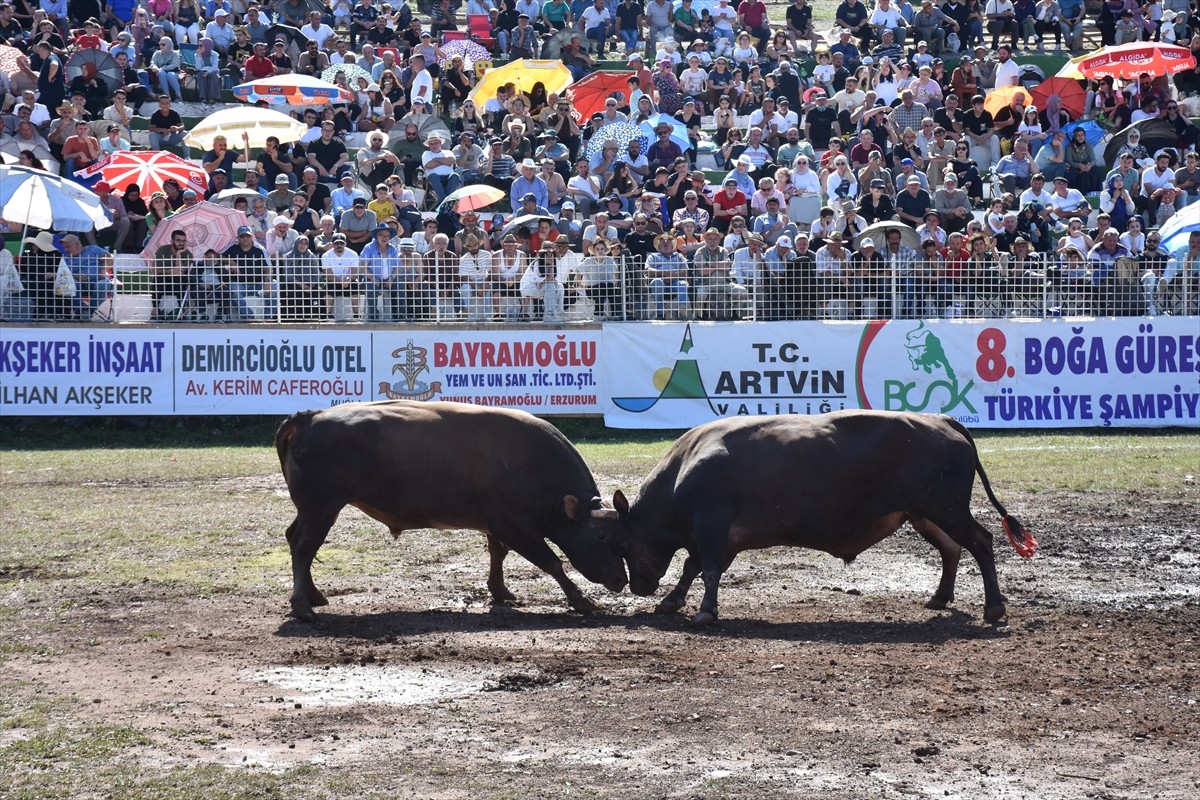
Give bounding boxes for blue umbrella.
[1062,120,1106,148]
[0,165,111,232]
[585,122,651,159]
[1156,198,1200,255]
[640,113,691,151]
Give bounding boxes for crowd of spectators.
[1,0,1199,324]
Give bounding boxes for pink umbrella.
[140,201,246,267]
[437,39,491,72]
[0,45,22,76]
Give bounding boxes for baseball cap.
[521,192,538,202]
[275,174,290,184]
[236,225,252,236]
[860,237,875,248]
[562,201,575,210]
[777,236,792,248]
[353,197,367,206]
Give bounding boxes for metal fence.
[4,252,1197,324]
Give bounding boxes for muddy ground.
[3,474,1198,799]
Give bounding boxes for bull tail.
[275,410,320,488]
[946,418,1038,559]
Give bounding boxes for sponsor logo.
[857,320,977,416]
[379,339,442,401]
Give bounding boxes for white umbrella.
[186,107,309,149]
[0,164,111,232]
[210,187,269,207]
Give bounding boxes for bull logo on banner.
[857,321,978,418]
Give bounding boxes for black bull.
[276,400,627,621]
[613,411,1037,624]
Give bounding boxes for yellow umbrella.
[185,107,309,150]
[467,59,573,108]
[984,86,1032,118]
[1056,52,1091,81]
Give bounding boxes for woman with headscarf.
[1100,173,1136,232]
[151,36,184,102]
[194,37,221,104]
[1038,93,1071,136]
[654,58,683,115]
[1066,126,1102,194]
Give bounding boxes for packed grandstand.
[1,0,1199,324]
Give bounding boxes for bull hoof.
[290,599,318,623]
[569,595,598,614]
[690,610,716,626]
[654,596,685,614]
[309,587,329,608]
[489,587,519,606]
[983,603,1007,624]
[925,596,952,611]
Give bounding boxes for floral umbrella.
[584,122,650,159]
[437,39,491,72]
[322,63,372,87]
[0,45,22,76]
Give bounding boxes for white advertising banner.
[855,317,1200,428]
[1,328,173,414]
[603,318,1200,429]
[174,329,374,413]
[602,322,863,429]
[369,328,601,414]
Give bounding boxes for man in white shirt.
[567,157,602,217]
[407,54,435,106]
[870,0,907,45]
[579,0,614,57]
[421,132,462,202]
[747,97,780,140]
[623,138,650,185]
[300,10,336,49]
[1046,175,1090,222]
[773,98,800,135]
[1018,173,1055,210]
[458,234,493,320]
[1141,151,1180,218]
[992,44,1020,88]
[16,90,50,128]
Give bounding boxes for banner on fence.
[603,319,1200,429]
[1,327,603,416]
[602,321,864,428]
[370,329,601,414]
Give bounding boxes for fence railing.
[4,253,1197,324]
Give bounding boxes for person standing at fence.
[646,232,690,319]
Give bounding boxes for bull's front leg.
[655,555,700,614]
[507,537,598,614]
[689,504,735,626]
[485,534,520,606]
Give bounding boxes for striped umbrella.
[75,151,208,197]
[233,74,354,105]
[585,122,650,159]
[438,39,491,72]
[0,164,111,232]
[187,106,309,149]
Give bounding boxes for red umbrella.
[1078,43,1196,80]
[568,70,635,123]
[75,151,208,197]
[1031,77,1087,119]
[139,201,245,267]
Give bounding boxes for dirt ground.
[3,474,1199,799]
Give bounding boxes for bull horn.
[590,508,618,520]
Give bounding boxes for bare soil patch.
[3,473,1198,799]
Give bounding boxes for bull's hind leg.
[286,506,340,621]
[909,516,963,610]
[485,534,520,607]
[930,513,1007,623]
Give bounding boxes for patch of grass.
[1,724,151,767]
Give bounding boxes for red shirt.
[244,55,276,80]
[738,0,768,28]
[713,189,747,219]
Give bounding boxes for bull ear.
[613,490,630,515]
[563,495,582,520]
